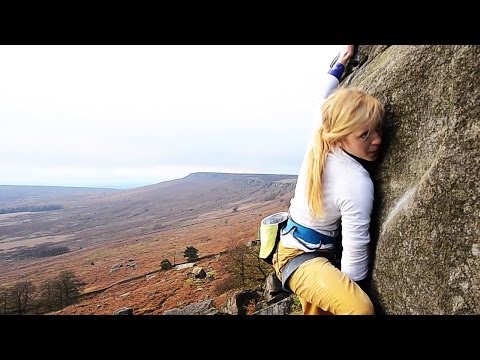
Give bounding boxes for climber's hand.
[338,45,355,65]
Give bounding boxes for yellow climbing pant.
[273,242,374,315]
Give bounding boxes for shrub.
[223,244,274,290]
[160,259,172,270]
[183,246,199,262]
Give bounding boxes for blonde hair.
[306,87,384,219]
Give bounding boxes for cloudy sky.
[0,45,341,189]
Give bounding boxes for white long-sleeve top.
[281,73,373,281]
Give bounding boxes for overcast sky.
[0,45,341,189]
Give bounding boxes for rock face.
[346,45,479,314]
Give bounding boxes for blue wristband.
[328,63,345,81]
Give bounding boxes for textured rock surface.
[345,45,479,314]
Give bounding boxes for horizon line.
[0,171,299,190]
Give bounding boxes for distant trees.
[0,270,84,315]
[16,245,70,260]
[183,246,199,262]
[37,270,83,312]
[39,280,57,313]
[57,270,83,307]
[0,287,8,314]
[0,281,37,314]
[10,281,35,315]
[0,204,63,214]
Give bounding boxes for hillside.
[0,172,296,314]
